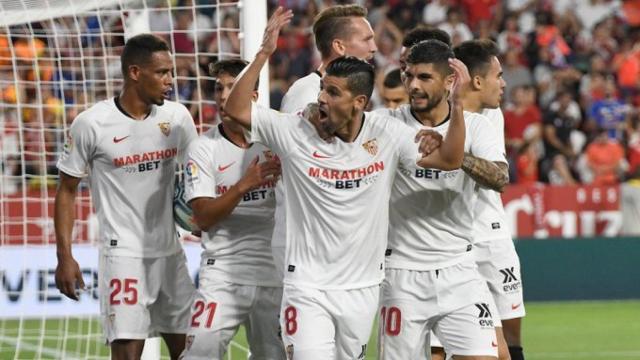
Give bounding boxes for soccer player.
[399,26,452,72]
[455,39,527,360]
[274,4,378,279]
[377,39,504,360]
[54,34,197,360]
[280,4,377,114]
[179,59,283,359]
[380,68,409,109]
[224,8,469,359]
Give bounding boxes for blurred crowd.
[269,0,640,187]
[2,0,640,195]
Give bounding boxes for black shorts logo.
[110,239,117,246]
[358,344,367,359]
[500,267,521,293]
[476,303,494,328]
[288,265,295,272]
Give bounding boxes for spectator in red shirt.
[516,140,539,184]
[459,0,500,33]
[581,128,627,185]
[504,85,542,154]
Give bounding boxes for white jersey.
[473,108,511,242]
[184,124,279,286]
[250,103,420,290]
[280,71,321,113]
[379,105,506,270]
[57,98,197,257]
[273,71,322,251]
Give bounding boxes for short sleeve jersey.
[473,108,511,242]
[57,98,198,257]
[280,71,321,114]
[184,124,279,286]
[250,103,420,289]
[379,105,506,270]
[273,71,323,251]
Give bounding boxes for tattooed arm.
[461,153,509,193]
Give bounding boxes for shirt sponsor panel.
[250,103,419,289]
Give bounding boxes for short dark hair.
[325,56,375,101]
[406,39,454,76]
[313,5,368,58]
[383,68,403,88]
[453,39,500,78]
[121,34,170,79]
[208,59,258,90]
[402,26,452,48]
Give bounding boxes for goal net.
[0,0,266,358]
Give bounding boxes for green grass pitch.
[1,300,639,359]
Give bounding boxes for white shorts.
[99,251,195,343]
[272,245,285,282]
[379,262,498,359]
[180,271,284,360]
[475,239,526,320]
[281,284,378,360]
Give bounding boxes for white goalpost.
[0,0,267,358]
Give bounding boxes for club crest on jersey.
[158,122,171,136]
[263,150,275,161]
[362,138,378,156]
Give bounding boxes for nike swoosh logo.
[218,162,235,172]
[491,341,498,348]
[113,135,130,143]
[312,151,330,159]
[511,303,522,310]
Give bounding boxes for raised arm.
[54,172,85,300]
[416,58,469,170]
[225,7,293,129]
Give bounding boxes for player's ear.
[251,90,258,102]
[332,39,346,56]
[353,94,368,112]
[472,74,483,91]
[128,65,141,82]
[444,73,455,92]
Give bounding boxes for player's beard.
[411,90,444,114]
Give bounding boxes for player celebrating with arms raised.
[223,8,469,359]
[54,34,197,360]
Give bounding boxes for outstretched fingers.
[261,7,293,54]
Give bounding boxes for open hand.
[448,58,471,104]
[259,7,294,56]
[238,156,282,193]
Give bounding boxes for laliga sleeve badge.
[185,160,200,184]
